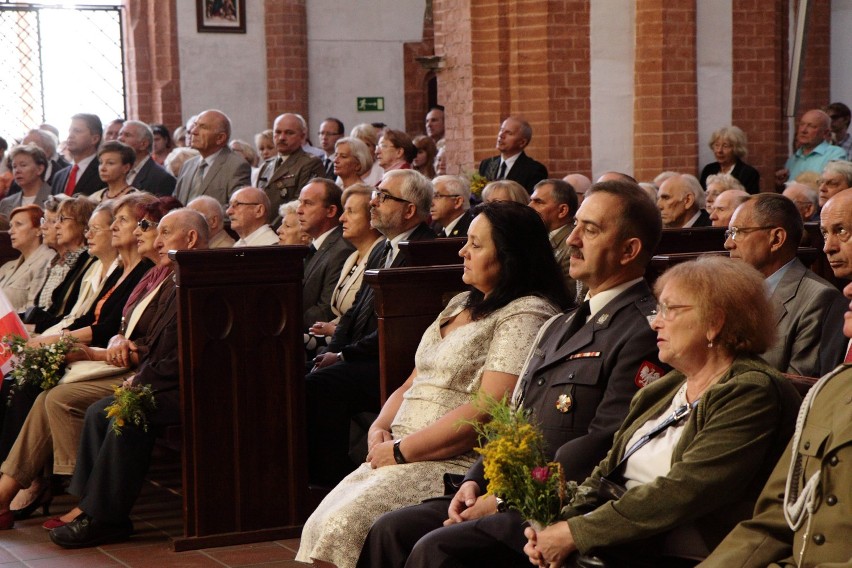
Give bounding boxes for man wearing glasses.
[725,193,846,377]
[305,169,435,486]
[227,187,278,247]
[429,175,472,238]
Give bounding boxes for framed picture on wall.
[197,0,246,34]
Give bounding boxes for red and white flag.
[0,290,28,375]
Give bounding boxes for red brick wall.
[433,0,591,177]
[403,4,435,135]
[633,1,698,181]
[123,0,182,129]
[264,0,309,126]
[732,0,788,192]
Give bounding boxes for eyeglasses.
[376,144,395,151]
[433,194,460,200]
[372,189,410,205]
[137,219,159,232]
[654,303,694,321]
[58,215,74,224]
[85,226,109,235]
[228,201,261,208]
[724,226,774,241]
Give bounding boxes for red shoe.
[42,517,66,530]
[0,509,13,530]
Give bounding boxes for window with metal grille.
[0,1,125,141]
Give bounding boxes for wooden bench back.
[399,237,466,267]
[171,245,309,550]
[656,226,727,255]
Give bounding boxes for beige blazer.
[329,237,384,322]
[0,244,56,311]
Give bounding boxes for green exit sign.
[357,97,384,112]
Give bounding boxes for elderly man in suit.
[227,187,278,247]
[257,113,325,219]
[709,188,749,227]
[51,114,103,197]
[45,209,209,548]
[187,195,234,249]
[699,195,852,566]
[306,169,436,486]
[657,173,710,228]
[529,178,580,300]
[478,117,548,194]
[725,193,846,377]
[298,178,355,329]
[117,121,176,196]
[173,109,250,205]
[429,175,472,237]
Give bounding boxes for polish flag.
[0,290,28,375]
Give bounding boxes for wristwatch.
[393,439,407,464]
[495,496,508,513]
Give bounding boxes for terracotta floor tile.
[25,550,125,567]
[107,543,225,568]
[202,542,296,565]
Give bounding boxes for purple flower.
[531,466,550,483]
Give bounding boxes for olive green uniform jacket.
[565,357,802,559]
[699,363,852,568]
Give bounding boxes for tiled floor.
[0,449,307,567]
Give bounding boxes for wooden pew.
[656,226,727,255]
[0,232,20,267]
[366,264,466,403]
[170,245,310,551]
[399,237,466,267]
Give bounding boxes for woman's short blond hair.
[481,180,530,205]
[708,126,748,160]
[654,255,774,356]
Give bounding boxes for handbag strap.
[608,399,698,481]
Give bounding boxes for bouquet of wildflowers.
[469,395,577,527]
[466,171,488,198]
[104,383,157,436]
[3,334,76,393]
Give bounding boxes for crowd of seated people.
[0,103,848,567]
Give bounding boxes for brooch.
[596,313,609,324]
[556,394,573,413]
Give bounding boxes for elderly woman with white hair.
[704,172,746,211]
[333,137,376,190]
[817,159,852,207]
[349,124,384,186]
[481,180,530,205]
[699,126,760,194]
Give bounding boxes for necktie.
[498,161,507,180]
[324,157,334,176]
[64,164,79,195]
[305,243,317,264]
[557,300,591,349]
[380,241,393,268]
[191,162,207,197]
[274,157,283,172]
[845,340,852,364]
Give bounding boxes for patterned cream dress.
[296,292,557,568]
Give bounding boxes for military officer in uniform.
[357,180,669,568]
[256,113,325,225]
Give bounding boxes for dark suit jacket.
[257,148,326,216]
[432,210,473,238]
[51,158,101,196]
[762,258,847,377]
[132,157,176,197]
[302,224,356,328]
[478,151,549,194]
[173,146,251,205]
[329,222,436,361]
[700,159,761,195]
[691,209,712,227]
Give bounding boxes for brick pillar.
[265,0,308,126]
[403,3,435,135]
[123,0,182,128]
[633,1,698,181]
[433,0,591,177]
[732,0,788,192]
[797,0,831,114]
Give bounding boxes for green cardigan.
[565,356,801,556]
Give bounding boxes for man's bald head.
[154,208,209,266]
[563,173,592,203]
[710,189,750,227]
[820,188,852,278]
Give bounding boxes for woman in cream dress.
[297,202,570,568]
